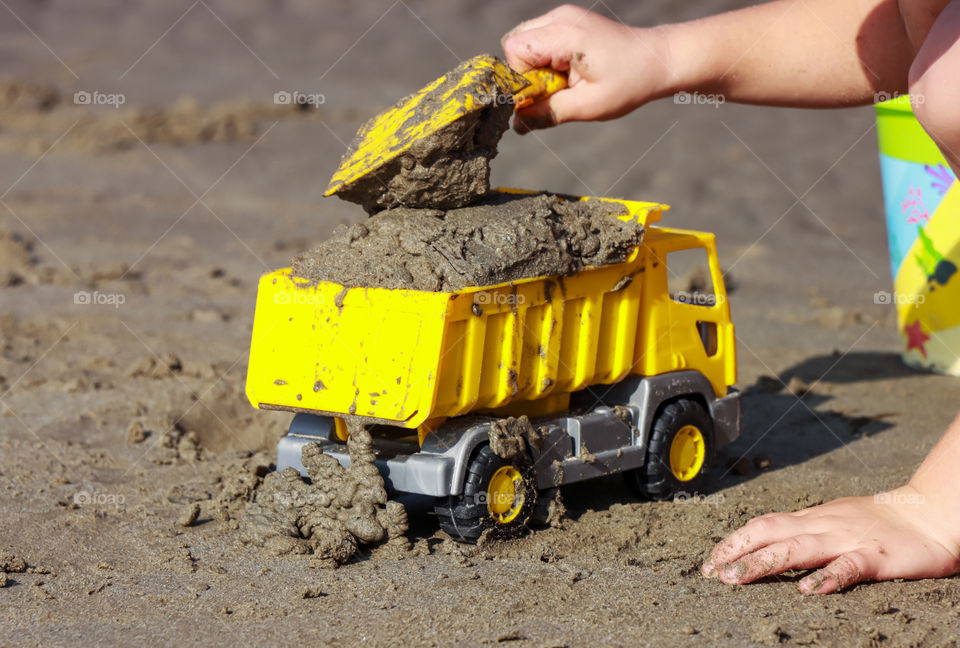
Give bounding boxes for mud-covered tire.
[625,398,715,500]
[435,445,537,542]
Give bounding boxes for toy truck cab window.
[667,247,717,307]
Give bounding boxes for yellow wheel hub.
[486,466,524,524]
[669,425,706,481]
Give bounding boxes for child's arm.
[703,416,960,593]
[504,1,960,592]
[910,0,960,174]
[502,1,941,132]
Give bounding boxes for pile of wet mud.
[239,426,408,568]
[292,192,642,292]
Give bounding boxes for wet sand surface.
[1,1,958,646]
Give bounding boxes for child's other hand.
[502,5,671,134]
[702,486,960,594]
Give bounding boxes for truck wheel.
[435,445,537,542]
[625,398,714,500]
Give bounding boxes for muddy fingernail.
[702,561,715,577]
[799,575,829,595]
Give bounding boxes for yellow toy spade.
[324,54,567,213]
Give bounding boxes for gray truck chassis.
[276,370,741,498]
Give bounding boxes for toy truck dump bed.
[248,195,672,430]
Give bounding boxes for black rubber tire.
[625,398,715,500]
[435,445,537,543]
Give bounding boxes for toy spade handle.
[513,68,568,110]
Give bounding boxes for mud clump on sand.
[329,56,521,213]
[292,192,642,292]
[0,550,27,588]
[0,227,66,287]
[0,550,27,574]
[0,228,37,287]
[239,425,408,568]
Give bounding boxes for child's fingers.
[500,14,554,48]
[501,4,593,56]
[703,513,795,576]
[798,551,871,594]
[716,534,833,584]
[512,88,592,133]
[503,26,579,74]
[502,26,554,73]
[513,95,557,133]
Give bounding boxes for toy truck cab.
[246,196,740,541]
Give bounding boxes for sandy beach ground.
[1,1,958,646]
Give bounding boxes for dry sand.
[1,1,958,646]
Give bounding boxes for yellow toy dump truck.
[246,194,741,541]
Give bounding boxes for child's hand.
[501,5,673,133]
[702,485,960,594]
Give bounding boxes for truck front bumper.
[277,413,480,497]
[712,388,742,446]
[278,433,457,497]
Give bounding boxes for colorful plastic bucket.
[876,95,959,374]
